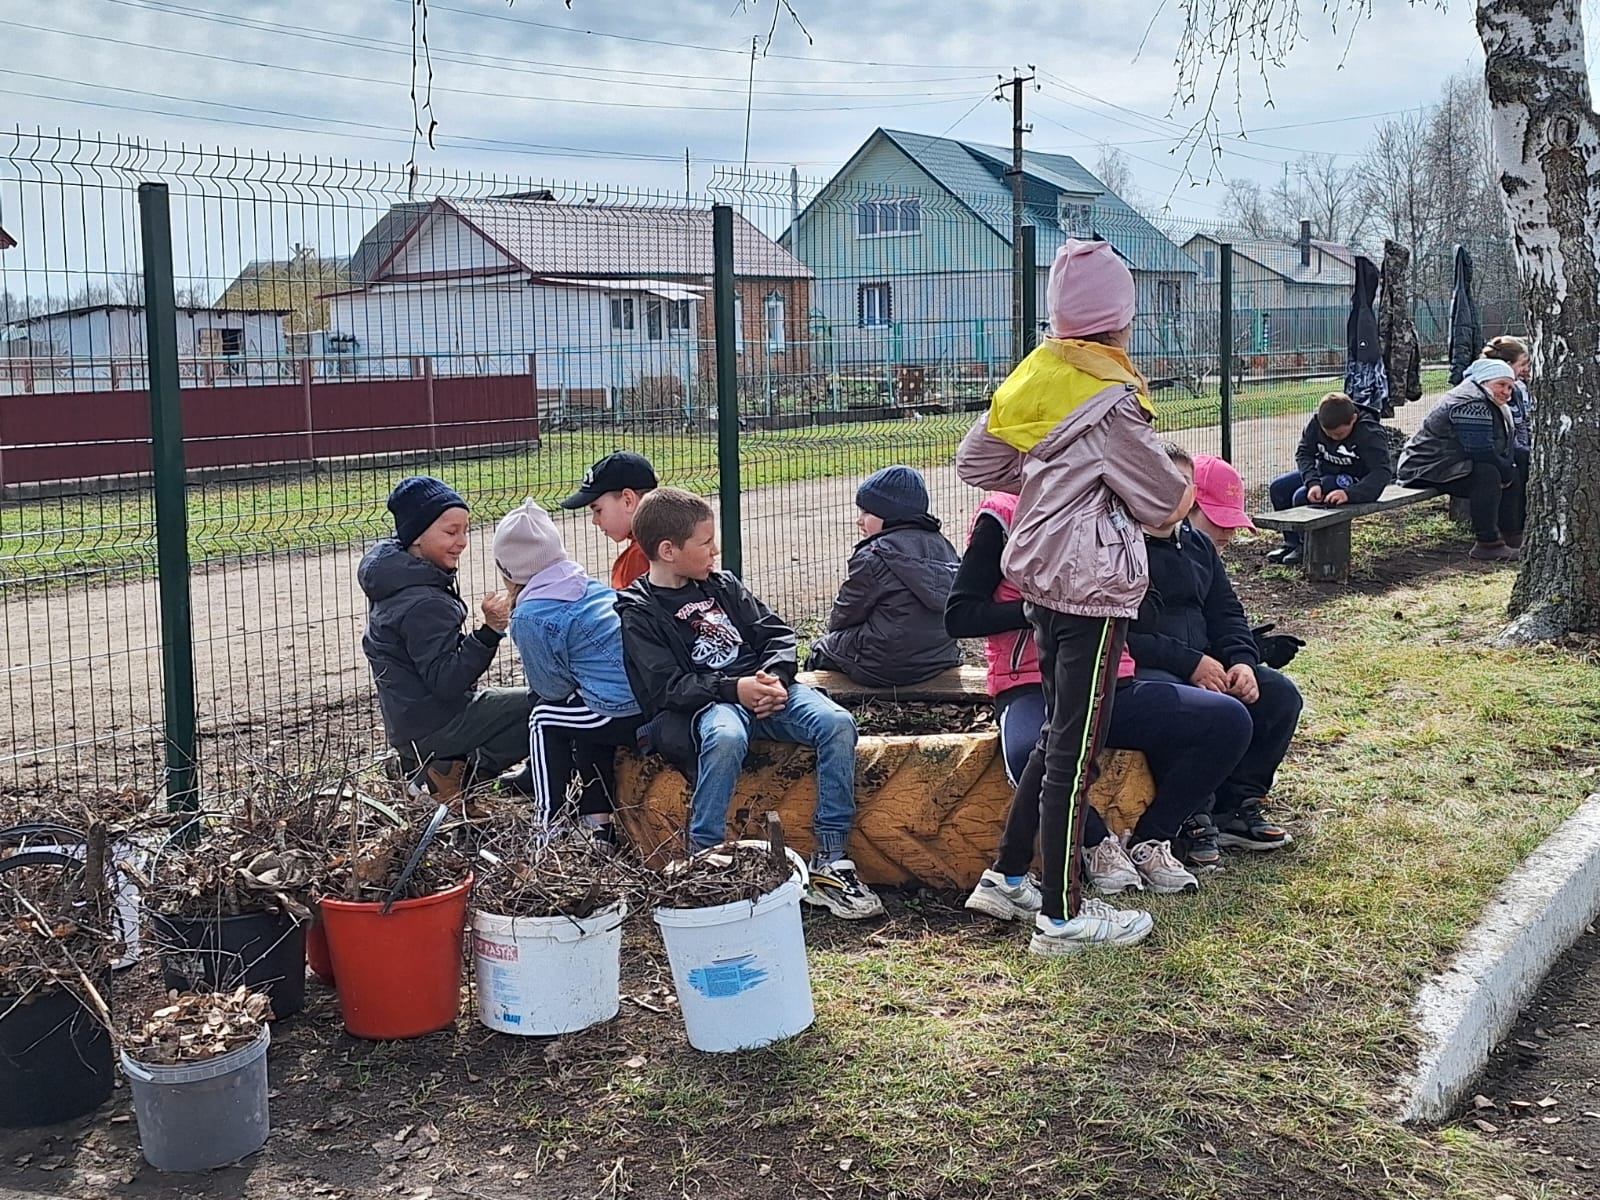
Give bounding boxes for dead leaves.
[124,986,271,1065]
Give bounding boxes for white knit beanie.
[492,499,567,587]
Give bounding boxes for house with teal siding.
[783,128,1200,378]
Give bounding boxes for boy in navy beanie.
[358,476,531,801]
[807,465,962,687]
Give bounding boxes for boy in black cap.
[561,451,658,590]
[359,476,531,800]
[807,465,962,686]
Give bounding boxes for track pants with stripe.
[991,608,1125,921]
[528,698,646,827]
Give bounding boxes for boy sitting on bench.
[1267,392,1394,565]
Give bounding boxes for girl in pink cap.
[955,239,1194,956]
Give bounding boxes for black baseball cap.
[560,451,658,509]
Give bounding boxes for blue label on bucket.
[687,954,768,998]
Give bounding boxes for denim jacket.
[509,578,640,718]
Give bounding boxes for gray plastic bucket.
[120,1025,270,1172]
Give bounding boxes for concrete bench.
[611,664,1156,889]
[1253,484,1443,583]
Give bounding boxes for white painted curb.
[1400,792,1600,1124]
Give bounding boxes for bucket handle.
[120,1055,155,1084]
[380,803,450,914]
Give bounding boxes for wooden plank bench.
[612,664,1156,890]
[1252,484,1442,583]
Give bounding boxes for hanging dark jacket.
[1379,239,1423,410]
[1447,244,1483,386]
[1293,411,1395,503]
[810,515,962,687]
[1126,523,1258,681]
[359,539,502,747]
[1344,254,1390,414]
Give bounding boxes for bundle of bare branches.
[0,827,113,1018]
[653,841,796,910]
[124,987,271,1065]
[323,815,472,905]
[469,804,641,920]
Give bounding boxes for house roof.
[0,226,15,251]
[7,303,291,325]
[346,197,811,286]
[812,129,1197,277]
[1181,233,1354,287]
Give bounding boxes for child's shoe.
[1027,899,1153,957]
[1128,840,1200,894]
[804,858,885,920]
[1082,834,1144,895]
[1175,814,1223,873]
[964,869,1043,923]
[422,759,469,802]
[1215,799,1293,851]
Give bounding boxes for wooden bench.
[1252,484,1443,583]
[611,665,1156,890]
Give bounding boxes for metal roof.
[347,198,811,285]
[1181,233,1355,287]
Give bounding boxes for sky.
[0,0,1587,288]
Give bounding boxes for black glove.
[1251,622,1305,670]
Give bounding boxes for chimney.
[1299,220,1312,268]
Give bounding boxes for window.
[1058,196,1094,237]
[765,291,786,352]
[856,197,922,238]
[645,299,664,341]
[667,299,691,333]
[1157,280,1182,315]
[858,282,892,328]
[608,297,635,332]
[1202,249,1217,277]
[199,327,244,375]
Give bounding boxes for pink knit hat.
[1047,239,1136,339]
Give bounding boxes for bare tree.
[1094,143,1141,209]
[1173,0,1600,641]
[1361,110,1435,253]
[1220,178,1275,236]
[1297,154,1368,245]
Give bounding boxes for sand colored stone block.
[613,734,1154,890]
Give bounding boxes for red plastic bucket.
[318,876,472,1040]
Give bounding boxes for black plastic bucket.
[152,909,307,1019]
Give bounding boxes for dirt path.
[1,397,1437,791]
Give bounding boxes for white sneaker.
[964,869,1043,923]
[803,859,885,920]
[1083,835,1144,895]
[1027,898,1154,956]
[1129,840,1200,895]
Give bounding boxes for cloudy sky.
[2,0,1522,213]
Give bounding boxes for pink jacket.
[973,492,1135,698]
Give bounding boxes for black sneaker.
[1176,814,1222,873]
[1215,800,1293,851]
[1266,546,1293,563]
[1278,548,1304,566]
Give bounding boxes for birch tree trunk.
[1478,0,1600,640]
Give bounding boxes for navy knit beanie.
[388,476,469,548]
[855,465,929,523]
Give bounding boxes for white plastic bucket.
[26,837,147,969]
[121,1025,270,1173]
[652,846,814,1053]
[470,902,626,1035]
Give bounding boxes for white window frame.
[764,291,786,352]
[1157,280,1182,315]
[1202,248,1217,278]
[608,297,635,332]
[856,197,922,239]
[667,298,692,334]
[645,299,664,341]
[733,294,745,354]
[858,282,892,329]
[1057,196,1093,238]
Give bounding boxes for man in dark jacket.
[808,465,961,687]
[1266,392,1395,564]
[359,476,530,799]
[1128,458,1303,852]
[615,486,884,920]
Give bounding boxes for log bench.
[612,666,1156,890]
[1252,484,1442,583]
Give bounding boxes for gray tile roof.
[347,198,810,284]
[1181,233,1354,287]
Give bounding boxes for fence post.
[1020,224,1038,357]
[712,204,742,577]
[1219,242,1234,463]
[301,358,315,463]
[137,183,198,813]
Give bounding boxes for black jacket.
[811,516,961,687]
[359,539,501,746]
[945,512,1029,640]
[1293,411,1394,503]
[1127,523,1257,680]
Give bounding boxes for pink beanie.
[1047,239,1136,340]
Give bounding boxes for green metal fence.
[0,131,1520,798]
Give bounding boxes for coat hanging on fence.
[1344,254,1390,415]
[1447,244,1482,386]
[1378,239,1423,415]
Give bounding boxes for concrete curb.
[1399,791,1600,1123]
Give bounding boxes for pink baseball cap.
[1191,455,1256,531]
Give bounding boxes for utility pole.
[997,68,1037,365]
[685,147,690,195]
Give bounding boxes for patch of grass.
[585,567,1586,1198]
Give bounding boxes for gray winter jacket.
[810,518,962,687]
[1397,380,1516,487]
[359,539,501,747]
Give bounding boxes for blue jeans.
[1268,470,1310,549]
[688,683,857,857]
